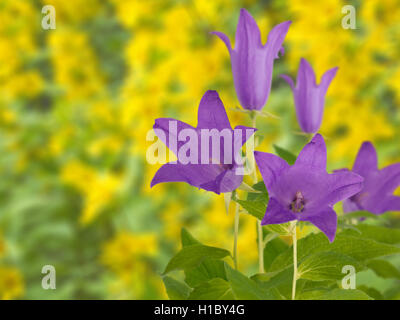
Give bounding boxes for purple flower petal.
[320,67,339,95]
[254,134,360,242]
[352,141,378,177]
[254,151,289,190]
[153,118,196,156]
[200,166,243,194]
[343,141,400,215]
[295,133,327,169]
[212,9,291,111]
[264,20,292,59]
[280,74,294,90]
[151,90,257,194]
[234,125,258,147]
[342,198,362,213]
[297,58,317,87]
[382,196,400,212]
[197,90,231,130]
[151,163,226,190]
[376,163,400,194]
[234,8,262,51]
[261,197,296,225]
[210,31,232,54]
[308,170,364,209]
[360,163,400,213]
[285,58,337,133]
[300,207,337,243]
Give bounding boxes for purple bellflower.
[212,9,291,111]
[254,134,363,242]
[281,58,338,134]
[342,142,400,214]
[151,90,256,194]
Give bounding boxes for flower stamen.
[291,191,305,213]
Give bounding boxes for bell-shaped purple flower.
[342,142,400,214]
[254,134,363,242]
[281,58,338,134]
[212,9,291,111]
[151,90,256,194]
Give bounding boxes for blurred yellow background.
[0,0,399,299]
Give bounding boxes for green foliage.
[188,278,234,300]
[235,181,269,220]
[163,276,191,300]
[184,260,227,288]
[298,251,363,281]
[367,259,400,279]
[269,231,400,273]
[163,244,231,274]
[264,236,289,270]
[224,263,280,299]
[299,288,373,300]
[273,145,297,165]
[235,199,265,220]
[164,208,400,300]
[349,224,400,244]
[164,150,400,300]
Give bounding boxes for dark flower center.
[349,192,368,204]
[291,191,305,213]
[210,158,234,171]
[220,163,234,171]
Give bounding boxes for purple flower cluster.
[150,9,400,242]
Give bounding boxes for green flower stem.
[233,201,240,270]
[291,220,298,300]
[257,220,264,273]
[251,112,264,274]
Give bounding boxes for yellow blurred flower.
[0,234,5,258]
[61,161,122,224]
[48,30,104,101]
[0,267,24,300]
[101,231,157,275]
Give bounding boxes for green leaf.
[351,225,400,244]
[253,267,293,299]
[225,263,279,300]
[163,276,191,300]
[223,192,232,213]
[300,288,373,300]
[163,244,231,274]
[184,259,227,287]
[236,199,265,220]
[273,145,296,165]
[298,251,363,281]
[254,269,339,300]
[245,182,268,203]
[264,237,289,270]
[383,285,400,299]
[188,278,235,300]
[367,259,400,279]
[265,223,291,236]
[270,232,400,273]
[180,228,228,287]
[252,181,268,193]
[181,228,201,247]
[236,181,269,220]
[300,279,337,292]
[358,285,384,300]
